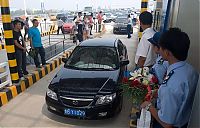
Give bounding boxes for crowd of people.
[135,11,199,128]
[68,11,106,44]
[11,18,47,80]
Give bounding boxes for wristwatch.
[146,103,152,111]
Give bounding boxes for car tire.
[113,30,116,34]
[118,95,123,113]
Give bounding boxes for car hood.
[114,23,127,27]
[49,67,120,96]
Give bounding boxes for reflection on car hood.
[50,67,120,96]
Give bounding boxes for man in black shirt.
[13,20,29,79]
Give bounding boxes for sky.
[10,0,141,11]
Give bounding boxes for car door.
[117,40,128,83]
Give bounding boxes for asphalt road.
[0,24,139,128]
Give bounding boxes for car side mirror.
[120,60,129,66]
[62,58,68,63]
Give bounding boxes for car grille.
[60,96,93,107]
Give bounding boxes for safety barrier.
[1,0,19,83]
[0,44,4,50]
[40,25,57,37]
[0,49,72,107]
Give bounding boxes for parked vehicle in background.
[62,19,74,34]
[103,13,116,23]
[113,16,133,34]
[56,13,68,21]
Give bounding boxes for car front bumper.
[45,95,120,119]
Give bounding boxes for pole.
[40,23,43,33]
[44,18,47,30]
[1,0,19,83]
[23,0,27,16]
[138,0,148,41]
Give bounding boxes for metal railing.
[26,33,74,64]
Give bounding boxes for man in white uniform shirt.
[135,11,157,68]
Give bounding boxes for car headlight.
[96,93,116,105]
[47,89,58,100]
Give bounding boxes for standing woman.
[127,14,132,39]
[83,16,89,40]
[89,13,94,35]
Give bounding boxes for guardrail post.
[63,40,65,53]
[1,0,19,83]
[44,18,47,30]
[40,23,43,33]
[49,33,51,45]
[96,23,98,33]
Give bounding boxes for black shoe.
[23,71,29,75]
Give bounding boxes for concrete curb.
[0,50,72,107]
[129,107,140,128]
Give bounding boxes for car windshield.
[115,17,127,23]
[65,19,73,23]
[66,46,119,70]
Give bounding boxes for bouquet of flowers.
[122,67,159,104]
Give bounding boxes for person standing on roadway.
[57,18,64,35]
[75,12,84,42]
[28,19,47,68]
[13,20,29,79]
[135,11,157,68]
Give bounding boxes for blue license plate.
[64,108,86,117]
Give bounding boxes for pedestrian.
[83,16,89,40]
[72,16,78,45]
[57,18,64,35]
[28,19,47,68]
[148,32,169,84]
[75,12,84,42]
[89,13,94,35]
[127,14,132,39]
[135,11,157,68]
[13,20,29,79]
[24,17,29,41]
[102,13,107,31]
[97,11,103,32]
[141,28,199,128]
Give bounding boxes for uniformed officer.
[148,32,169,84]
[141,28,199,128]
[135,11,157,68]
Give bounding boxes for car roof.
[79,38,118,47]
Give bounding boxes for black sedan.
[46,38,129,119]
[113,17,133,34]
